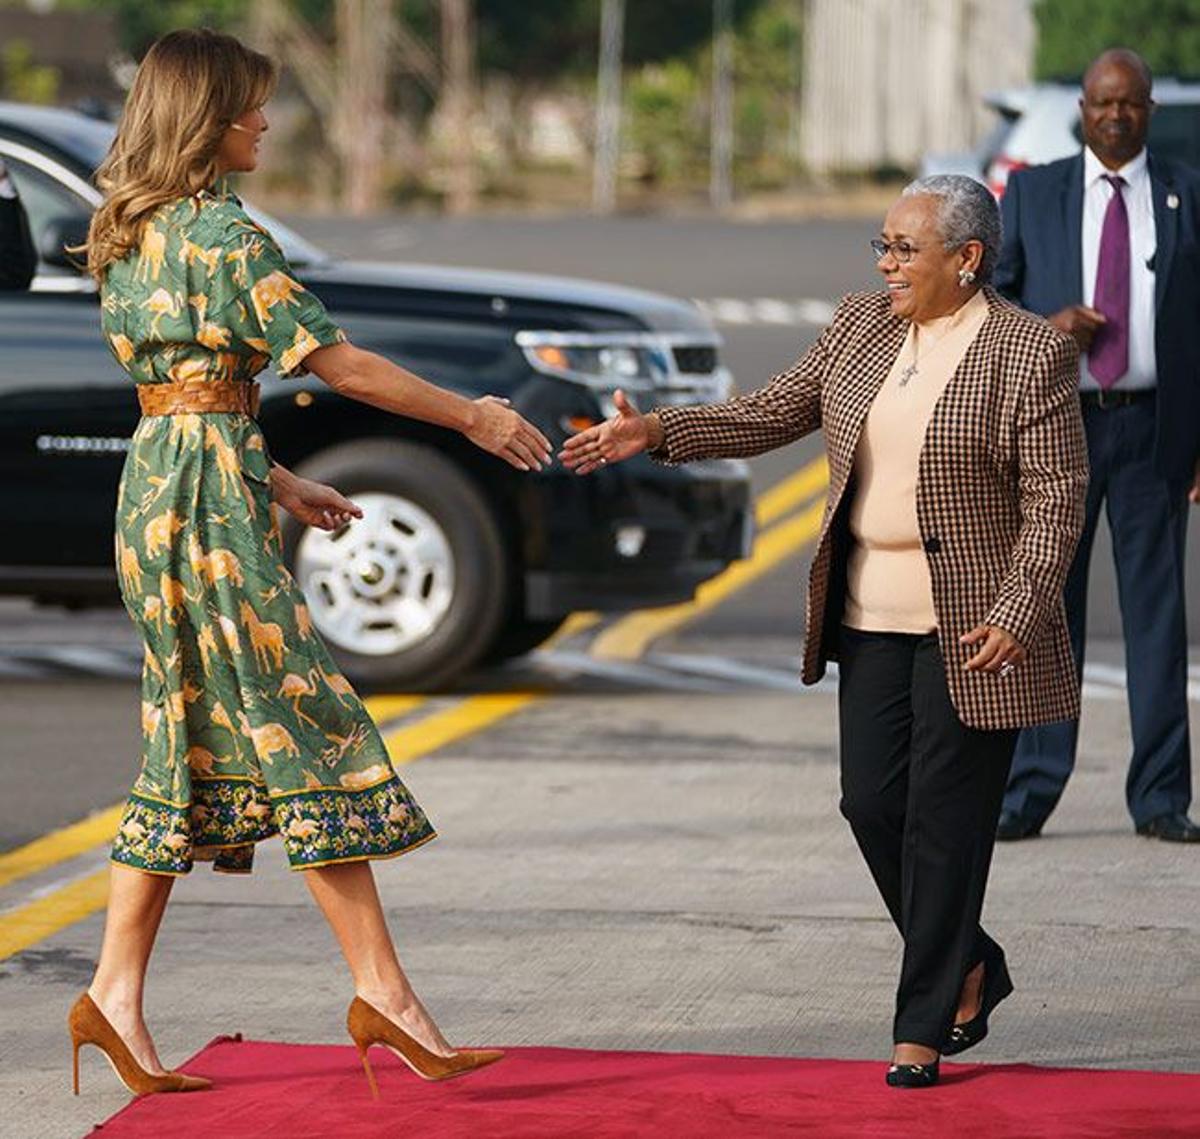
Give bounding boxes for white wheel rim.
[294,492,455,657]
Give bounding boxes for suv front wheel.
[283,439,509,691]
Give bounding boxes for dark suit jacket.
[995,151,1200,481]
[0,193,37,290]
[655,288,1088,730]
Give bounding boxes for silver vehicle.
[921,80,1200,195]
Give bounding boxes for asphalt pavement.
[2,214,1199,1138]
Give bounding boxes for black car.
[0,102,752,689]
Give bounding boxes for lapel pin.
[1167,193,1180,209]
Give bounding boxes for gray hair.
[900,174,1002,283]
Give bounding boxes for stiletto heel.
[67,993,211,1096]
[357,1044,380,1100]
[943,949,1014,1056]
[346,997,503,1090]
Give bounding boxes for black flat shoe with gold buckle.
[886,1059,940,1088]
[943,950,1014,1057]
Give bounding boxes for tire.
[282,440,508,691]
[484,615,567,663]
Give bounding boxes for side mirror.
[38,213,91,272]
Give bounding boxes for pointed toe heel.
[68,992,211,1096]
[346,996,504,1094]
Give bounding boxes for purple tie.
[1089,174,1130,389]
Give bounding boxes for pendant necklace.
[898,321,944,387]
[898,327,922,387]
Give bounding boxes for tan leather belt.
[136,380,260,417]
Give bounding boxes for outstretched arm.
[303,341,552,473]
[218,218,552,473]
[561,302,845,474]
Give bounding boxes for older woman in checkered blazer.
[562,175,1088,1089]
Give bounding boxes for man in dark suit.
[994,48,1200,843]
[0,157,37,290]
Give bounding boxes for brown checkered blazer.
[655,287,1089,730]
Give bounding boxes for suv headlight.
[516,332,665,390]
[515,330,730,405]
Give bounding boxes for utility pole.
[334,0,390,214]
[593,0,625,214]
[788,0,803,169]
[440,0,478,215]
[711,0,734,210]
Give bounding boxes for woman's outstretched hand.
[466,396,553,471]
[559,390,654,475]
[271,464,363,531]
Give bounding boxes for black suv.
[0,102,752,689]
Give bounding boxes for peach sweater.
[843,289,990,633]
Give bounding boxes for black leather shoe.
[1135,813,1200,843]
[943,949,1014,1056]
[886,1060,939,1088]
[996,811,1043,841]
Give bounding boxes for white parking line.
[693,297,836,327]
[0,643,1192,703]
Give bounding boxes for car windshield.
[5,105,329,269]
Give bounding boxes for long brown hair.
[82,28,277,282]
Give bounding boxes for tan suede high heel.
[69,993,212,1096]
[346,996,504,1096]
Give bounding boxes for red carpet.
[89,1036,1200,1138]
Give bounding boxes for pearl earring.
[958,268,976,288]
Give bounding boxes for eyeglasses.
[870,238,919,264]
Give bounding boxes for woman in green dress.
[68,28,550,1096]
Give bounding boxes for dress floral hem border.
[110,773,436,875]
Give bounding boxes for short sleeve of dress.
[217,221,345,378]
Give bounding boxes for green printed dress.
[101,186,435,875]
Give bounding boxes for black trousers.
[837,627,1017,1048]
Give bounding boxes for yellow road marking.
[754,455,829,528]
[544,611,601,646]
[0,806,124,892]
[0,463,828,960]
[363,694,427,729]
[591,496,826,661]
[383,692,540,765]
[0,869,109,961]
[0,693,540,961]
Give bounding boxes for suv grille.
[673,346,718,374]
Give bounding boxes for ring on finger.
[998,661,1016,678]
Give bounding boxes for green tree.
[1,41,61,104]
[474,0,769,80]
[1034,0,1200,79]
[58,0,259,55]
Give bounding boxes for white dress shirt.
[1080,146,1157,390]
